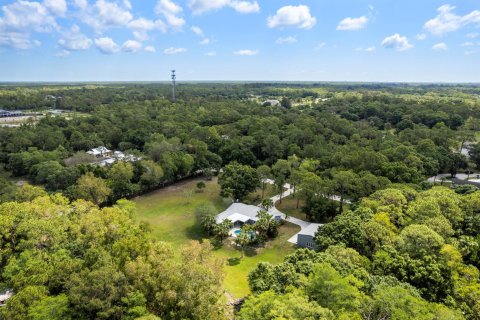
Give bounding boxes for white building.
[216,203,283,228]
[0,289,13,307]
[87,146,112,158]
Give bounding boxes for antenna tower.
[171,69,176,102]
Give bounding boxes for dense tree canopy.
[1,82,480,318]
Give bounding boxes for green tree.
[215,219,233,240]
[196,181,206,193]
[238,289,334,320]
[272,159,291,204]
[307,263,364,314]
[108,161,136,199]
[257,165,271,199]
[218,162,260,201]
[73,172,111,205]
[196,202,218,236]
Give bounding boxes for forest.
[0,82,479,319]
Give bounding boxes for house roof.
[88,146,111,155]
[0,289,13,305]
[216,203,281,224]
[298,223,321,237]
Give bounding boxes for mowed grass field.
[133,177,299,298]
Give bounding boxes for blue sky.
[0,0,479,82]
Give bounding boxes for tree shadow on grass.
[184,224,204,242]
[244,247,258,257]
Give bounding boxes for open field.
[133,177,299,298]
[133,177,229,244]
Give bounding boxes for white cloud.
[465,49,479,56]
[381,34,413,51]
[466,32,479,39]
[55,49,70,57]
[432,42,448,50]
[0,1,58,33]
[128,18,166,40]
[229,0,259,14]
[415,33,427,40]
[275,36,297,44]
[199,38,210,45]
[0,0,59,49]
[122,39,142,52]
[123,0,132,10]
[191,26,203,36]
[314,42,326,50]
[336,16,368,31]
[155,0,185,29]
[58,25,92,50]
[234,49,258,55]
[144,45,156,52]
[73,0,88,9]
[0,32,33,49]
[189,0,228,14]
[461,42,474,47]
[205,51,216,56]
[94,37,119,54]
[188,0,259,15]
[267,5,316,29]
[81,0,133,32]
[355,46,375,52]
[43,0,67,17]
[424,5,480,35]
[164,46,186,54]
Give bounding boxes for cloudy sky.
[0,0,479,82]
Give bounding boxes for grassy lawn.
[133,178,300,298]
[276,195,307,220]
[277,195,350,223]
[243,183,279,205]
[215,222,299,298]
[133,177,230,245]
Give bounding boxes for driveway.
[263,180,323,245]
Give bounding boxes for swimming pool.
[234,229,241,235]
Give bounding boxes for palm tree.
[261,198,274,211]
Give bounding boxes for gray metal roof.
[298,223,321,237]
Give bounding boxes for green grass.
[133,178,300,298]
[276,195,307,220]
[133,177,229,245]
[243,183,279,205]
[215,222,299,298]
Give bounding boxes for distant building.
[113,151,125,160]
[46,109,65,115]
[296,223,321,249]
[0,109,23,118]
[0,289,13,307]
[99,157,116,167]
[262,99,281,107]
[88,147,141,167]
[87,146,112,158]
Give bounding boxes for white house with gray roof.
[216,203,283,228]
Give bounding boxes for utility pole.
[171,69,176,102]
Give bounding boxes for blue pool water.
[234,230,241,235]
